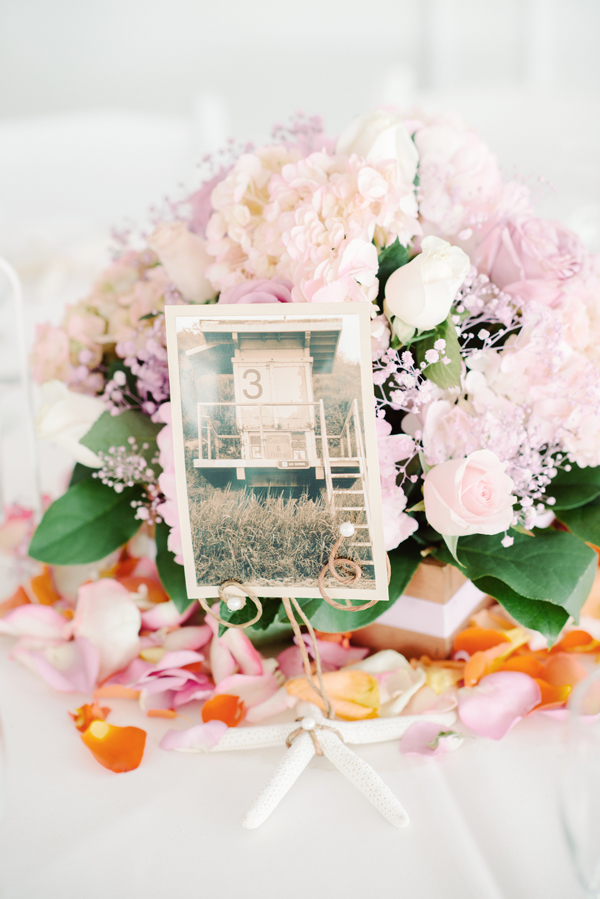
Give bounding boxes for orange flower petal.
[453,627,510,655]
[542,653,588,688]
[533,678,571,710]
[81,720,146,772]
[551,630,600,654]
[29,566,62,606]
[497,656,546,678]
[0,586,30,617]
[201,694,245,727]
[94,685,141,700]
[69,702,111,733]
[117,576,169,604]
[146,709,179,719]
[285,670,380,720]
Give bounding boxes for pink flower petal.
[12,636,99,693]
[73,579,141,680]
[139,687,176,712]
[147,650,204,672]
[140,600,195,631]
[277,637,369,678]
[160,720,228,752]
[221,628,263,676]
[162,625,212,652]
[458,671,541,739]
[0,604,69,640]
[209,633,237,684]
[400,721,463,756]
[401,686,458,716]
[244,686,298,723]
[173,682,213,707]
[213,672,279,708]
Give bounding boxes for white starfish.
[207,708,457,828]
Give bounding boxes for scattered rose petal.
[533,678,571,710]
[201,694,245,727]
[542,653,588,688]
[160,720,228,752]
[140,599,195,630]
[0,604,69,640]
[69,701,110,732]
[29,567,62,605]
[73,579,141,680]
[458,671,541,739]
[244,686,298,723]
[400,721,464,756]
[214,672,280,709]
[285,670,380,720]
[551,630,600,654]
[81,720,146,772]
[0,586,30,617]
[13,636,99,693]
[453,627,510,656]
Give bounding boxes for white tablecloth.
[0,640,586,899]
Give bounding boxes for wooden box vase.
[353,557,491,660]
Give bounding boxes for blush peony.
[423,450,516,537]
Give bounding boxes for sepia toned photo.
[165,303,389,602]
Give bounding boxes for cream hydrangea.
[205,146,420,303]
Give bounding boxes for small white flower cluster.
[130,483,164,523]
[91,436,158,494]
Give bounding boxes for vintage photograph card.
[165,303,389,602]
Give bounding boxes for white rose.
[36,380,105,468]
[336,109,419,185]
[384,236,470,332]
[423,450,516,537]
[148,221,216,303]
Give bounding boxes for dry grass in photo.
[188,479,374,588]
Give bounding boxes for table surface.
[0,638,587,899]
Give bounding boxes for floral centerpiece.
[25,109,600,644]
[0,108,599,776]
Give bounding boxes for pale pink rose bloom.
[31,322,71,384]
[218,278,293,304]
[423,449,516,537]
[481,211,584,307]
[413,113,502,236]
[148,221,216,303]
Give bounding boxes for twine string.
[286,719,344,756]
[281,596,335,720]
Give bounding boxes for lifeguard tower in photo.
[184,318,374,567]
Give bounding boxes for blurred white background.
[0,0,599,502]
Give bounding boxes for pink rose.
[218,278,293,304]
[148,222,216,303]
[423,450,516,537]
[482,211,584,307]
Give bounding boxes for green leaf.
[388,538,424,603]
[80,410,164,476]
[155,520,193,613]
[473,577,570,645]
[250,599,282,631]
[433,529,596,620]
[442,534,464,567]
[376,239,410,302]
[68,462,96,487]
[29,479,144,565]
[295,539,422,632]
[415,317,461,389]
[548,465,600,510]
[556,499,600,547]
[217,599,259,636]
